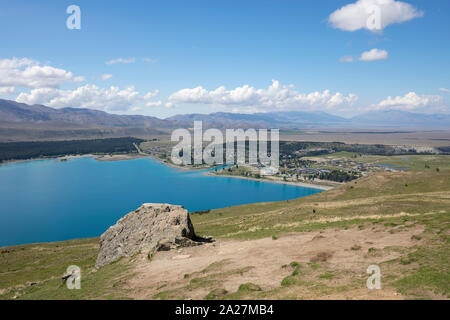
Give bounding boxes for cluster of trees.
[0,137,144,162]
[279,141,429,156]
[315,170,359,183]
[334,144,399,156]
[437,146,450,154]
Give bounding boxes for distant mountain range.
[168,110,450,129]
[167,111,349,128]
[1,98,449,141]
[0,99,171,128]
[0,99,177,141]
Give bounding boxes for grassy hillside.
[190,158,449,299]
[1,155,449,300]
[0,237,138,300]
[193,157,450,239]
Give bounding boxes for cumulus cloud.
[440,88,450,93]
[168,80,358,113]
[0,57,84,88]
[106,58,136,65]
[0,86,15,95]
[377,92,443,109]
[143,90,159,100]
[364,92,447,113]
[0,57,166,113]
[359,48,388,61]
[16,85,161,113]
[144,100,174,109]
[145,100,163,107]
[329,0,423,32]
[339,49,388,63]
[100,74,113,80]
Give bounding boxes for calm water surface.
[0,157,321,246]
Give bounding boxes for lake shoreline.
[1,153,334,190]
[0,153,145,165]
[147,154,215,172]
[145,156,332,190]
[205,172,333,190]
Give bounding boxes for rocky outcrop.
[95,203,199,268]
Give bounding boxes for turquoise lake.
[0,157,322,247]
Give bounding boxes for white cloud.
[106,58,136,65]
[100,74,113,80]
[168,80,358,113]
[145,100,163,107]
[0,57,166,113]
[16,85,161,113]
[144,100,174,108]
[0,57,84,88]
[329,0,423,32]
[0,57,34,69]
[143,90,159,100]
[339,49,388,63]
[378,92,442,108]
[440,88,450,93]
[366,92,447,113]
[339,55,354,63]
[0,86,15,95]
[359,48,388,61]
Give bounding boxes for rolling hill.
[0,99,178,141]
[1,98,450,141]
[0,99,171,128]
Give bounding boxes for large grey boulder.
[95,203,198,268]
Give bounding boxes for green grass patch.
[205,288,228,300]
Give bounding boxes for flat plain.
[280,130,450,147]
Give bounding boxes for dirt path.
[124,225,424,300]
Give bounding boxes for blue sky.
[0,0,449,118]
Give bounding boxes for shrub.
[238,283,262,292]
[205,288,228,300]
[281,276,295,287]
